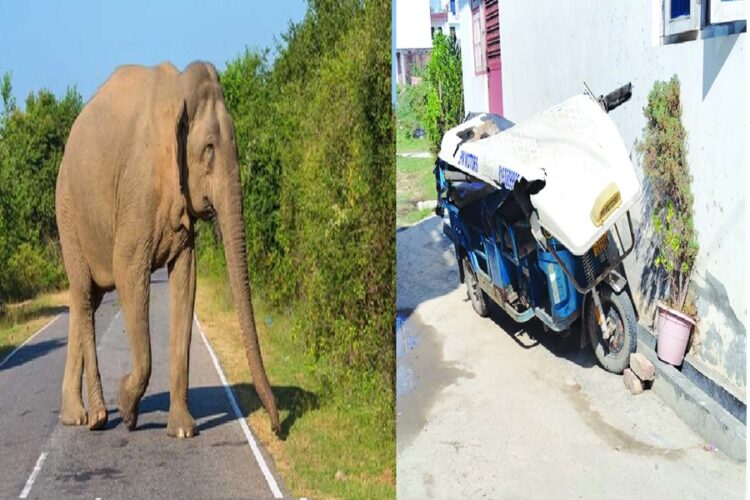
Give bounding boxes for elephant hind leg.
[60,252,107,429]
[60,308,87,427]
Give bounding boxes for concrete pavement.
[0,269,285,499]
[397,216,745,499]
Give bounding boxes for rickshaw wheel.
[463,258,488,317]
[586,286,637,374]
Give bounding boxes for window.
[663,0,746,39]
[710,0,746,24]
[450,26,456,39]
[472,4,486,74]
[663,0,700,36]
[450,0,456,16]
[671,0,690,18]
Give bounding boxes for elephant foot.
[118,376,141,431]
[60,400,88,426]
[166,405,197,439]
[87,404,108,430]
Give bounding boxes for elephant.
[54,61,280,437]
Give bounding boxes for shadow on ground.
[0,337,67,371]
[398,215,600,372]
[484,301,599,370]
[107,384,318,440]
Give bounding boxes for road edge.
[194,314,287,498]
[0,314,62,369]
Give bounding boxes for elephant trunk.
[215,170,280,434]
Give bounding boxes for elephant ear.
[174,99,189,190]
[169,99,191,231]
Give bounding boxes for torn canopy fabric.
[438,94,641,255]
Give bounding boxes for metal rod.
[545,211,636,295]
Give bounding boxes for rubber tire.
[463,258,489,317]
[586,287,637,374]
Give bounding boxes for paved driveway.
[397,216,745,500]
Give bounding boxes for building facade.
[430,0,461,41]
[458,0,747,394]
[396,0,433,85]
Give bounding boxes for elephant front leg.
[114,253,152,431]
[166,245,197,438]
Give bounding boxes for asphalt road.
[0,269,286,500]
[397,216,746,500]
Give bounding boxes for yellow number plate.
[590,183,622,227]
[593,233,609,257]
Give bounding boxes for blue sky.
[0,0,307,104]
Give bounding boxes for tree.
[0,75,82,303]
[424,33,464,153]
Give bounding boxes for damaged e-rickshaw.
[434,84,640,373]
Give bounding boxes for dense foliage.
[199,0,395,416]
[396,80,428,140]
[0,75,82,307]
[423,32,464,153]
[636,75,698,312]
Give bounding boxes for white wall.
[458,0,488,113]
[497,0,746,390]
[396,0,433,49]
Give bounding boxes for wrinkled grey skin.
[55,61,280,437]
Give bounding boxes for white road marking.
[18,451,48,498]
[0,314,62,369]
[194,314,284,499]
[97,310,121,351]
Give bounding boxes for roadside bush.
[0,244,64,301]
[197,0,395,419]
[282,0,394,408]
[424,32,464,152]
[0,74,81,308]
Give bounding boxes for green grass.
[0,291,68,361]
[397,155,436,227]
[396,133,429,154]
[194,271,394,500]
[400,208,434,226]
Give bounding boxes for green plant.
[0,73,81,306]
[1,244,63,301]
[196,0,394,421]
[636,75,698,312]
[396,80,427,140]
[424,32,464,153]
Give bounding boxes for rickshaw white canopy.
[438,94,641,255]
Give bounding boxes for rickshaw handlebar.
[598,82,633,113]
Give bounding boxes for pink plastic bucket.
[656,304,696,366]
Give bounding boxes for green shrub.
[424,33,464,153]
[396,81,428,140]
[636,75,698,312]
[1,244,61,301]
[271,0,394,407]
[195,0,394,418]
[0,74,81,306]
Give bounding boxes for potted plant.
[636,75,699,366]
